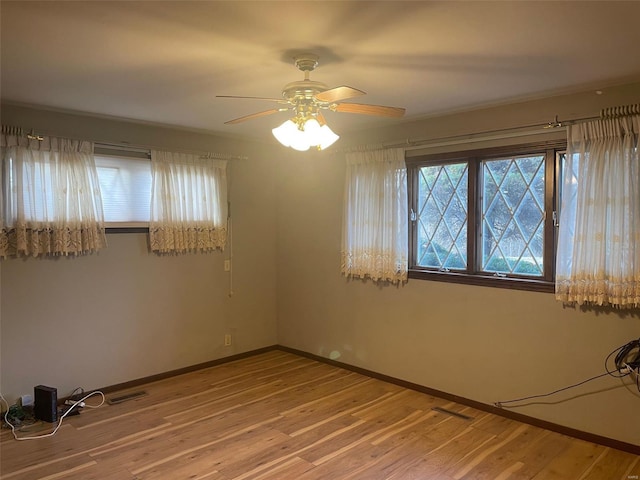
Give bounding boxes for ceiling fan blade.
[315,86,366,103]
[224,109,281,125]
[334,103,406,118]
[217,95,285,103]
[317,111,327,126]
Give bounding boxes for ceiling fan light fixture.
[222,54,404,148]
[289,128,313,151]
[272,117,340,151]
[317,123,340,150]
[271,119,298,148]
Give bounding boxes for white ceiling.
[2,1,640,142]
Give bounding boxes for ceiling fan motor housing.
[282,80,329,102]
[281,53,332,108]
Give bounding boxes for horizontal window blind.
[95,155,151,226]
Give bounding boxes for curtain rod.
[0,125,249,161]
[1,125,44,141]
[95,142,248,161]
[336,102,640,153]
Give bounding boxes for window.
[407,141,565,292]
[4,153,56,223]
[3,142,228,242]
[1,137,106,257]
[94,152,151,227]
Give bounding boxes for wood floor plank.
[496,430,571,480]
[282,389,400,437]
[578,447,640,480]
[137,426,291,479]
[1,351,637,480]
[530,440,610,479]
[450,423,531,479]
[216,417,366,480]
[471,409,520,436]
[451,427,554,479]
[239,456,315,480]
[294,442,393,480]
[0,454,96,480]
[624,455,640,477]
[41,464,136,480]
[381,425,496,479]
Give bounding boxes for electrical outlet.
[224,260,231,271]
[224,334,232,346]
[20,394,33,407]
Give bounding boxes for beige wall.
[0,104,280,401]
[2,82,640,446]
[276,82,640,446]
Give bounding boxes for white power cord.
[227,212,234,298]
[624,363,640,391]
[1,390,105,441]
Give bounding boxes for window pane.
[4,152,58,224]
[481,154,545,276]
[95,155,151,224]
[416,162,468,270]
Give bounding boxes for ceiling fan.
[217,53,406,150]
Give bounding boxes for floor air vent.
[107,390,148,405]
[431,406,473,420]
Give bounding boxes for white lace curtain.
[149,150,228,254]
[556,115,640,308]
[0,134,106,258]
[341,147,408,284]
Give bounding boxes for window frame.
[407,140,566,292]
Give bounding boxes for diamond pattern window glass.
[407,141,565,292]
[481,154,545,276]
[416,163,468,270]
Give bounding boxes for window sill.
[106,226,149,234]
[408,269,554,293]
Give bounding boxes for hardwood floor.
[1,350,638,479]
